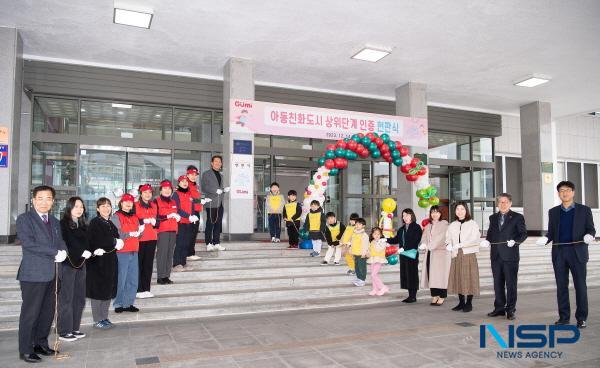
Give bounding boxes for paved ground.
[1,286,599,367]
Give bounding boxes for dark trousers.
[268,214,282,238]
[286,221,300,246]
[19,280,55,354]
[173,223,192,267]
[138,240,156,292]
[354,256,367,281]
[205,206,224,245]
[58,266,86,335]
[553,246,588,321]
[491,257,519,313]
[188,221,200,256]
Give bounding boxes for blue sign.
[0,145,7,168]
[233,140,252,155]
[480,324,580,349]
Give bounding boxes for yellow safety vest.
[327,223,341,241]
[268,195,283,213]
[351,231,367,255]
[284,203,297,221]
[369,241,386,258]
[308,212,322,231]
[341,225,355,244]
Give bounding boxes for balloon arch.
[302,132,440,218]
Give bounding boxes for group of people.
[15,156,228,363]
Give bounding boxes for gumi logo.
[480,324,580,349]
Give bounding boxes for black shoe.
[507,312,515,320]
[126,305,139,312]
[555,319,570,325]
[462,304,473,313]
[165,278,173,284]
[402,297,416,303]
[33,345,56,356]
[114,307,124,313]
[19,353,42,363]
[452,303,465,311]
[487,310,505,317]
[577,320,587,329]
[157,278,166,285]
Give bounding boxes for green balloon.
[418,199,430,208]
[380,133,390,143]
[351,134,360,141]
[372,151,381,159]
[429,196,440,206]
[318,157,326,166]
[393,158,402,166]
[368,142,378,151]
[416,189,427,198]
[335,147,346,157]
[386,254,399,265]
[329,168,339,176]
[299,229,309,240]
[325,150,336,159]
[362,136,371,146]
[344,150,353,159]
[391,150,401,159]
[388,141,396,150]
[372,132,379,138]
[343,138,350,143]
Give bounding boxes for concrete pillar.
[520,101,554,233]
[0,27,23,244]
[222,58,255,237]
[395,82,428,222]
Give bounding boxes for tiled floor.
[1,286,599,367]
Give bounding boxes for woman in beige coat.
[446,201,481,313]
[419,206,450,306]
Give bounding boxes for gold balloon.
[381,198,397,213]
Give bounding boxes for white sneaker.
[145,291,154,298]
[183,264,194,271]
[173,265,185,272]
[275,238,281,243]
[206,243,215,251]
[187,255,201,261]
[271,237,276,243]
[136,292,147,299]
[215,243,226,251]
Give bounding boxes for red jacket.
[173,188,193,225]
[114,210,140,252]
[189,181,203,213]
[135,200,158,241]
[155,196,179,233]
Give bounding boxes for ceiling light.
[112,103,132,109]
[113,8,153,29]
[351,47,390,63]
[155,114,161,118]
[514,75,551,88]
[80,109,86,112]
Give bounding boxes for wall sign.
[230,154,253,199]
[233,139,253,155]
[0,145,8,168]
[229,99,428,147]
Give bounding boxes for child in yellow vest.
[341,213,360,275]
[350,218,370,287]
[368,227,389,296]
[321,212,346,265]
[302,200,326,257]
[266,182,285,243]
[282,190,302,249]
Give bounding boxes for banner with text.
[229,99,428,147]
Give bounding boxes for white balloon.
[416,177,430,189]
[402,156,412,166]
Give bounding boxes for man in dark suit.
[16,185,67,363]
[480,193,527,320]
[536,180,596,329]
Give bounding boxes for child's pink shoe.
[376,286,389,296]
[368,289,378,296]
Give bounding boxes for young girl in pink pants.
[368,227,389,296]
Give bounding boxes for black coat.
[325,222,346,246]
[60,219,92,268]
[303,209,327,240]
[388,222,422,290]
[86,216,118,300]
[486,211,528,262]
[546,203,596,263]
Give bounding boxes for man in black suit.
[537,180,595,329]
[480,193,527,320]
[16,185,67,363]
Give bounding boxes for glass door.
[127,150,172,193]
[79,147,126,215]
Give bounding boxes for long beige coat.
[420,220,451,289]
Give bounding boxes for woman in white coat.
[446,201,481,312]
[419,206,450,306]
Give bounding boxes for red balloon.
[380,144,390,153]
[316,175,321,179]
[359,150,369,158]
[418,167,427,176]
[325,159,335,169]
[386,157,393,163]
[334,157,347,169]
[410,157,421,168]
[366,133,375,140]
[356,144,365,152]
[358,133,365,138]
[322,181,327,186]
[382,152,391,160]
[326,144,336,151]
[399,146,410,157]
[406,174,419,182]
[385,246,399,257]
[387,213,393,219]
[395,140,402,148]
[336,140,347,149]
[400,164,411,173]
[421,218,430,228]
[347,140,358,151]
[374,137,384,147]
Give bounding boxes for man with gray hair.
[480,193,527,320]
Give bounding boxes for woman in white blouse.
[446,201,481,312]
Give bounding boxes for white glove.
[446,244,453,252]
[149,218,156,226]
[128,231,140,238]
[93,248,106,256]
[397,247,405,254]
[205,198,212,203]
[200,198,207,205]
[480,240,491,248]
[189,215,199,223]
[507,240,516,247]
[81,250,92,259]
[584,234,595,244]
[54,250,67,263]
[138,225,145,233]
[224,187,230,193]
[536,236,549,246]
[143,218,151,224]
[115,238,124,250]
[166,213,176,219]
[216,189,223,195]
[173,214,181,222]
[419,243,427,250]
